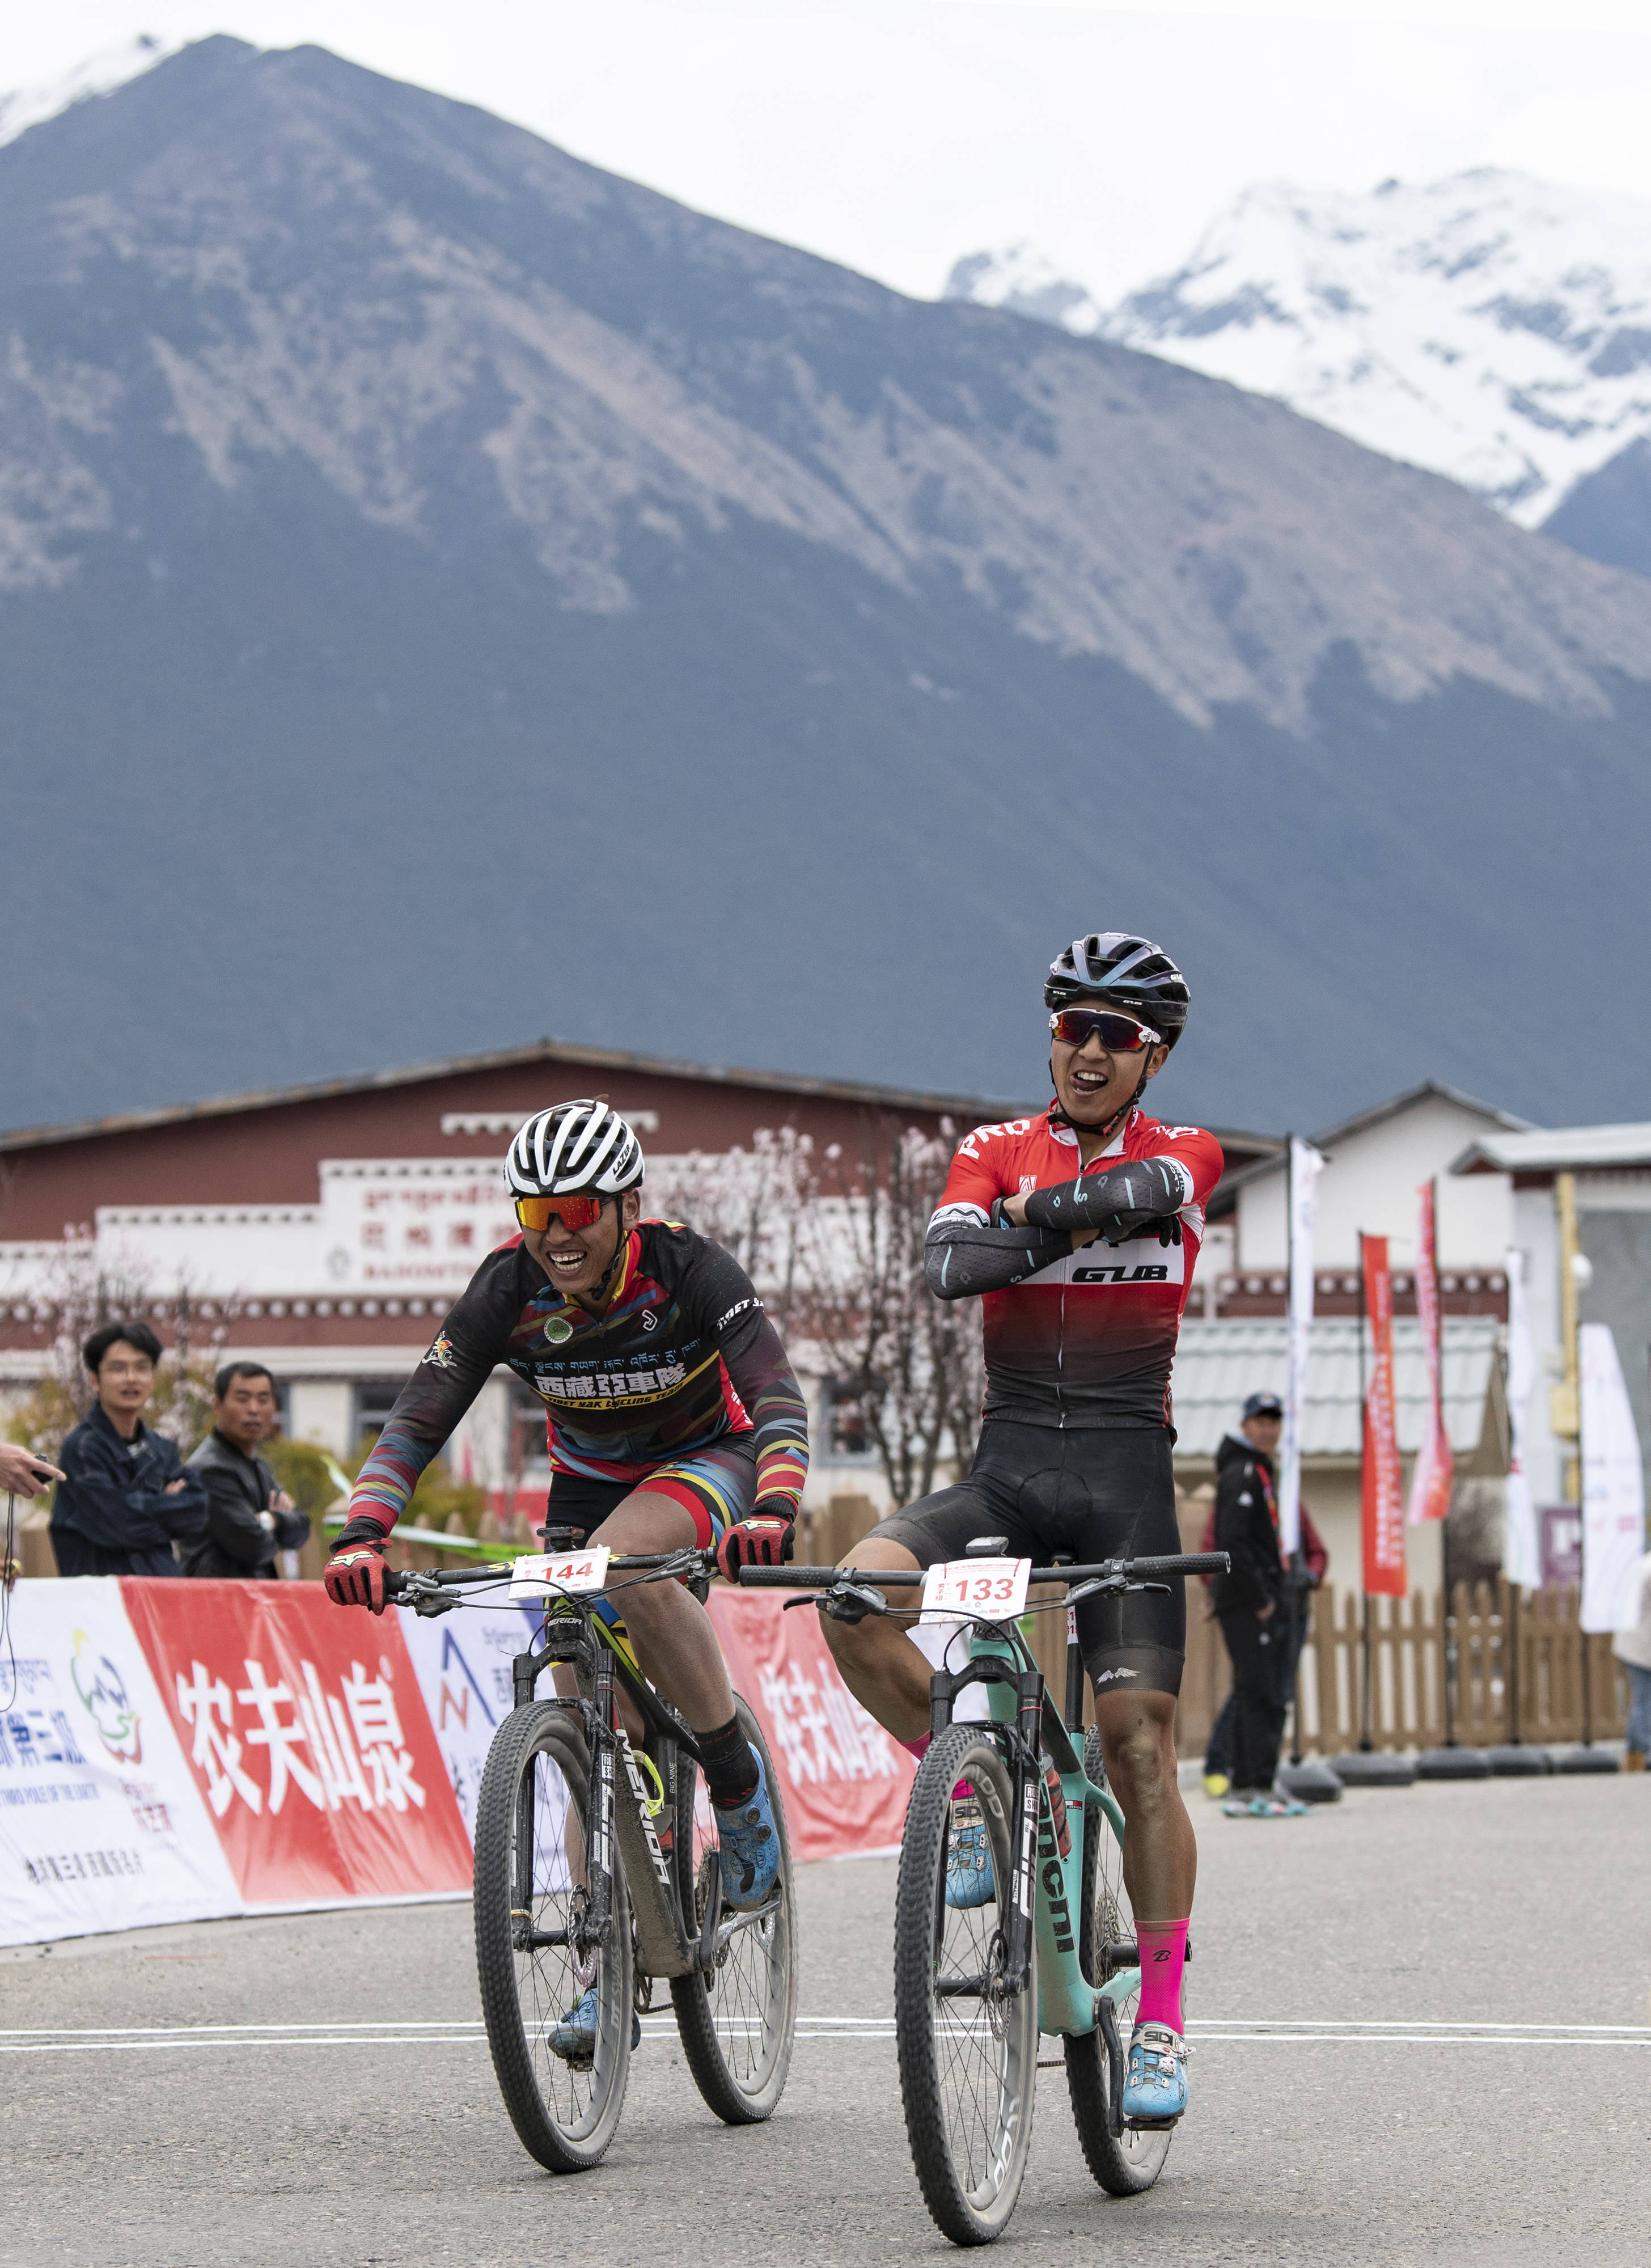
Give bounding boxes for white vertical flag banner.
[1278,1135,1324,1558]
[1502,1247,1541,1593]
[1579,1322,1647,1634]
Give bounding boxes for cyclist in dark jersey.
[820,934,1219,2130]
[325,1101,808,2050]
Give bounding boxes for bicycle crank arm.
[1098,1994,1127,2139]
[710,1890,783,1957]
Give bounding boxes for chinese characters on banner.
[0,1581,240,1948]
[1360,1234,1406,1597]
[706,1590,916,1860]
[119,1581,473,1906]
[1404,1180,1454,1525]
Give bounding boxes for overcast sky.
[9,2,1651,300]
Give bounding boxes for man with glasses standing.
[49,1322,209,1576]
[323,1101,810,2055]
[821,933,1220,2132]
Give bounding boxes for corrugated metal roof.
[1451,1123,1651,1175]
[1170,1317,1501,1459]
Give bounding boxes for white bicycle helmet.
[505,1101,646,1196]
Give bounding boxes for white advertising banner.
[1502,1248,1542,1593]
[1579,1323,1647,1634]
[394,1601,540,1839]
[0,1581,240,1949]
[1278,1136,1324,1558]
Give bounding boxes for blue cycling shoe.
[714,1751,780,1910]
[945,1794,995,1910]
[1120,2021,1189,2127]
[548,1987,642,2066]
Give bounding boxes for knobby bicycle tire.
[894,1723,1038,2246]
[1063,1723,1172,2195]
[670,1695,798,2123]
[473,1701,633,2172]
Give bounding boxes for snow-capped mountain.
[945,171,1651,529]
[0,32,177,149]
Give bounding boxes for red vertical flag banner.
[1360,1234,1406,1597]
[1405,1181,1455,1525]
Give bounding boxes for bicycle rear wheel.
[1064,1724,1172,2195]
[473,1702,633,2172]
[670,1696,798,2123]
[894,1722,1037,2246]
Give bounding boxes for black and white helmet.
[505,1101,646,1197]
[1045,932,1190,1047]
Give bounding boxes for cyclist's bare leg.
[579,1489,738,1733]
[817,1536,932,1744]
[1095,1687,1196,1920]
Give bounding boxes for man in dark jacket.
[184,1362,311,1580]
[1210,1390,1307,1813]
[50,1322,209,1577]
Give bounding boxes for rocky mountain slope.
[946,171,1651,546]
[5,40,1651,1136]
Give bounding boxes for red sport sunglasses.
[514,1192,607,1233]
[1048,1008,1163,1053]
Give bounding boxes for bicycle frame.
[394,1556,765,1986]
[925,1616,1133,2042]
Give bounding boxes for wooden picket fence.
[1289,1579,1630,1755]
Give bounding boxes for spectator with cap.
[1206,1389,1318,1817]
[49,1322,208,1577]
[184,1361,311,1580]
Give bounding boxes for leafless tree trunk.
[801,1116,983,1511]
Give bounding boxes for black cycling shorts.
[867,1421,1185,1699]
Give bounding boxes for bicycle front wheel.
[670,1696,798,2123]
[1064,1724,1172,2195]
[894,1723,1037,2246]
[473,1702,633,2172]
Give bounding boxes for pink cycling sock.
[1134,1918,1189,2033]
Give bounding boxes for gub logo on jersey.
[544,1314,573,1343]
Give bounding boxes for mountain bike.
[741,1539,1226,2246]
[387,1533,797,2172]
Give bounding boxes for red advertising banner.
[706,1590,916,1862]
[1404,1180,1455,1525]
[1360,1233,1406,1597]
[120,1581,473,1907]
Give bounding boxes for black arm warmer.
[1021,1154,1189,1234]
[924,1214,1074,1301]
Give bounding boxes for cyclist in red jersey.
[820,934,1219,2130]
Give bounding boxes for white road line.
[3,2016,1646,2055]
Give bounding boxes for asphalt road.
[3,1774,1648,2268]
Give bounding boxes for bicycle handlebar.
[382,1545,716,1602]
[737,1550,1229,1590]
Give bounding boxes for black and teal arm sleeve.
[1021,1156,1193,1235]
[924,1203,1073,1301]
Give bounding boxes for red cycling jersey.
[934,1105,1224,1430]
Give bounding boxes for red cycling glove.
[324,1538,388,1613]
[714,1510,796,1583]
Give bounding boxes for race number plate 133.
[510,1546,612,1601]
[919,1558,1032,1623]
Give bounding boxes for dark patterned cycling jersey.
[347,1221,808,1538]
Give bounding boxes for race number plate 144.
[919,1558,1032,1623]
[510,1546,613,1601]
